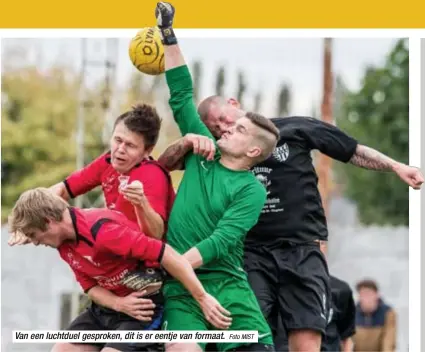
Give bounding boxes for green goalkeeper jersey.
[165,65,266,282]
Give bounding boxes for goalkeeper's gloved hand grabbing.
[155,2,177,45]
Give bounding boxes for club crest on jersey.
[273,143,289,162]
[255,174,271,195]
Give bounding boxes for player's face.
[217,117,261,160]
[25,222,62,248]
[206,103,240,138]
[110,121,149,174]
[358,288,380,313]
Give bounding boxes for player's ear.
[227,98,241,108]
[247,146,261,159]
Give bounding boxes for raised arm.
[294,116,423,190]
[117,163,173,239]
[156,2,218,142]
[349,144,423,189]
[62,152,108,198]
[158,134,216,171]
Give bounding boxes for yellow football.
[128,27,165,76]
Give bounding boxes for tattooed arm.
[349,144,424,189]
[349,144,399,171]
[158,133,216,171]
[158,137,191,171]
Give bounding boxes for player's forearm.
[163,23,209,138]
[158,136,192,171]
[164,44,186,71]
[195,231,239,266]
[87,286,122,312]
[183,247,204,269]
[340,338,354,352]
[349,144,401,171]
[49,182,71,201]
[134,201,164,240]
[161,244,206,301]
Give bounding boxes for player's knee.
[288,330,321,352]
[166,343,202,352]
[232,343,275,352]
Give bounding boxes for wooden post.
[317,38,334,218]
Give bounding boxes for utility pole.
[69,38,119,322]
[317,38,334,218]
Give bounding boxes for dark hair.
[246,112,280,141]
[356,279,379,292]
[114,103,162,149]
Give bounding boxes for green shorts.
[162,276,273,351]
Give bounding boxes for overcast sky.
[2,37,401,117]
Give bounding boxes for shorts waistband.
[279,239,324,248]
[90,292,164,315]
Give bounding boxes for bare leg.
[288,330,321,352]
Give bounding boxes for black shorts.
[244,242,331,348]
[67,296,164,352]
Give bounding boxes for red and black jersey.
[58,207,166,296]
[63,152,175,267]
[64,152,175,223]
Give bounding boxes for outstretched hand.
[155,2,175,29]
[155,2,178,46]
[394,164,424,190]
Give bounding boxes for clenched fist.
[185,133,217,161]
[155,2,177,45]
[394,164,424,190]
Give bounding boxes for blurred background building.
[1,36,409,351]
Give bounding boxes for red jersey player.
[58,103,175,242]
[9,103,176,324]
[8,187,231,352]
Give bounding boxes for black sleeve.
[336,284,356,340]
[296,116,358,162]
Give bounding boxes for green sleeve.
[165,65,216,140]
[195,182,267,265]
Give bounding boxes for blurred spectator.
[321,275,356,351]
[353,279,396,352]
[320,242,356,352]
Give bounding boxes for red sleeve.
[65,153,109,198]
[116,163,171,220]
[94,220,165,262]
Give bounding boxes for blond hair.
[8,187,69,236]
